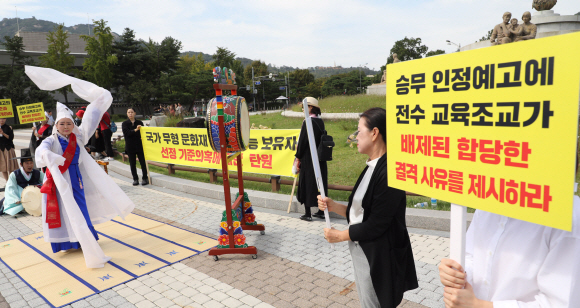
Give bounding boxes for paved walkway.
[0,129,450,308]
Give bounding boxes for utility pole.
[359,63,367,94]
[87,14,91,35]
[285,73,289,110]
[252,67,255,111]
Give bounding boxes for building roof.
[16,31,87,54]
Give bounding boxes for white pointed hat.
[54,102,80,136]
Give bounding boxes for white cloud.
[4,0,579,71]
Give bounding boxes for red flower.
[234,234,246,246]
[218,235,229,246]
[245,214,256,224]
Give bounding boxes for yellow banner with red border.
[140,127,299,177]
[386,32,580,231]
[0,99,14,118]
[17,102,45,124]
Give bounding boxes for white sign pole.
[302,99,333,248]
[449,204,467,269]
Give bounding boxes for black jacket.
[0,124,15,151]
[347,154,418,307]
[295,117,328,207]
[122,119,144,154]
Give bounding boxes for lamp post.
[446,40,461,52]
[359,63,367,94]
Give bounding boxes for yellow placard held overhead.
[386,32,580,231]
[0,99,14,118]
[17,102,45,124]
[141,127,299,177]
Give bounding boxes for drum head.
[239,99,250,150]
[21,186,42,217]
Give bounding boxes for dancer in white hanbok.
[26,66,135,268]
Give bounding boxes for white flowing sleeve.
[24,66,112,142]
[35,136,55,169]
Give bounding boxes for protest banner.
[140,127,300,177]
[0,99,14,118]
[386,32,580,232]
[17,102,45,124]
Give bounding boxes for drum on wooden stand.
[21,186,42,217]
[206,96,250,153]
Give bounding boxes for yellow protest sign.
[17,103,45,124]
[140,127,299,177]
[0,99,14,118]
[386,32,580,231]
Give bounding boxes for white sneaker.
[103,157,115,161]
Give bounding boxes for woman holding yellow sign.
[0,118,18,181]
[317,107,418,308]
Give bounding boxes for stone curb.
[107,160,472,231]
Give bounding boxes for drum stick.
[287,176,298,213]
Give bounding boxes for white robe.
[28,66,135,268]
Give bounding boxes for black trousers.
[128,151,148,181]
[304,199,324,216]
[102,128,114,157]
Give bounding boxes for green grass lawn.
[115,111,477,211]
[291,94,385,113]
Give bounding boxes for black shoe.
[299,215,312,221]
[141,179,149,186]
[132,180,139,186]
[312,213,325,219]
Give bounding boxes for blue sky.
[2,0,579,71]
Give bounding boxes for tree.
[386,37,428,64]
[289,69,315,99]
[321,71,371,97]
[80,19,118,90]
[179,53,207,75]
[0,36,54,123]
[112,28,150,105]
[426,49,446,57]
[478,30,493,42]
[212,47,236,69]
[39,24,75,103]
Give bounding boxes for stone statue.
[491,12,513,45]
[393,53,401,63]
[508,18,522,41]
[532,0,557,11]
[380,68,386,84]
[380,53,401,84]
[514,11,537,41]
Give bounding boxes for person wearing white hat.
[295,97,328,221]
[26,65,135,269]
[2,149,44,216]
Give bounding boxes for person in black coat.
[317,108,418,308]
[122,107,148,186]
[295,97,327,221]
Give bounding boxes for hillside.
[181,50,379,79]
[0,17,99,41]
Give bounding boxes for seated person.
[2,149,44,216]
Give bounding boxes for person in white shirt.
[45,110,54,126]
[438,192,580,307]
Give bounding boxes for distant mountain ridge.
[181,50,379,79]
[0,17,100,40]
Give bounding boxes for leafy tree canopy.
[81,19,118,90]
[386,37,428,64]
[39,23,75,103]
